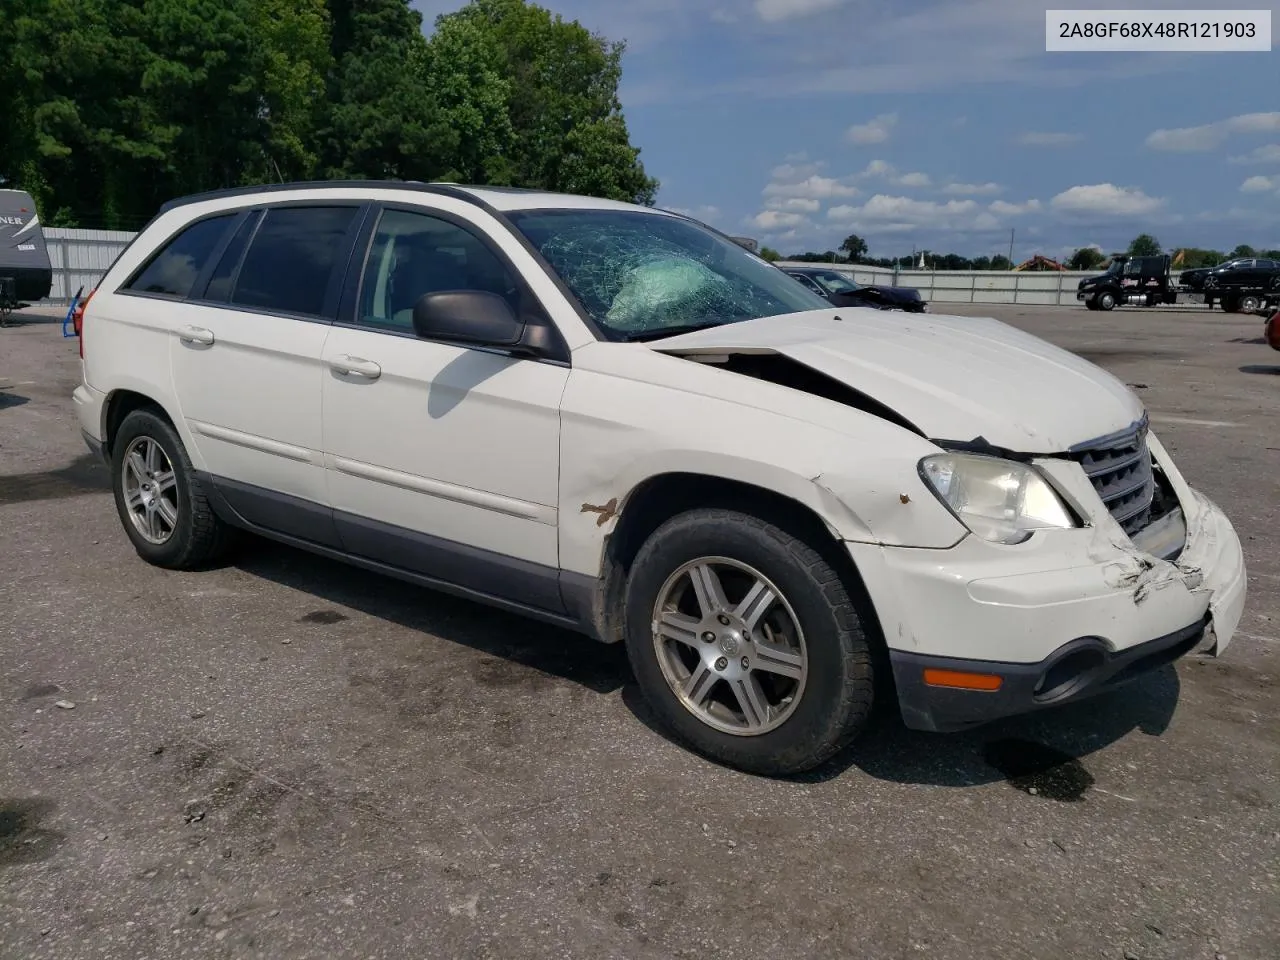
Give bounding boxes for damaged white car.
[73,183,1247,775]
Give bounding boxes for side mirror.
[411,290,524,348]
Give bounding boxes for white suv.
[73,182,1247,775]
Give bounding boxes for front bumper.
[849,434,1247,733]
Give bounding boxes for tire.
[111,407,237,569]
[1097,291,1116,311]
[623,508,875,776]
[1222,296,1240,314]
[1239,295,1261,314]
[1085,297,1099,311]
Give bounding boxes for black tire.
[1085,297,1099,311]
[623,508,875,776]
[1239,295,1261,314]
[1221,296,1239,314]
[111,407,238,569]
[1097,291,1116,311]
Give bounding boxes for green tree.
[839,234,868,262]
[434,0,657,204]
[990,254,1012,270]
[251,0,333,182]
[1230,244,1257,258]
[1127,233,1162,257]
[758,246,780,262]
[1069,247,1106,270]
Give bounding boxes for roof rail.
[156,179,482,214]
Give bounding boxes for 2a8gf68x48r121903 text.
[1046,10,1271,51]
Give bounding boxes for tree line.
[0,0,657,230]
[762,233,1280,271]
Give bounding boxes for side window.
[201,212,261,303]
[230,206,359,317]
[357,208,519,332]
[125,214,236,298]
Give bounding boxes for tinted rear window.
[202,212,260,302]
[126,215,236,298]
[230,206,359,317]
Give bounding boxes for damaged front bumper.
[846,437,1247,733]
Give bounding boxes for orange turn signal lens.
[923,668,1003,692]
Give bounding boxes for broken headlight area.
[919,453,1078,545]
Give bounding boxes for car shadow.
[235,537,1182,793]
[0,310,63,327]
[234,541,630,695]
[1239,364,1280,376]
[0,453,109,505]
[621,658,1180,793]
[0,392,30,410]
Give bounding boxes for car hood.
[650,308,1144,453]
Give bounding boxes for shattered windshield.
[507,209,831,340]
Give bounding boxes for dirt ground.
[2,302,1277,960]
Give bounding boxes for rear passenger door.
[168,202,369,546]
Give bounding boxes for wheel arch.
[575,471,889,660]
[102,389,180,461]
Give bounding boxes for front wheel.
[1085,297,1100,311]
[623,508,875,776]
[111,408,238,569]
[1097,291,1116,311]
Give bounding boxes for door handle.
[178,325,215,346]
[328,355,382,380]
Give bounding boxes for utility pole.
[1008,228,1015,269]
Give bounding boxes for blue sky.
[412,0,1280,259]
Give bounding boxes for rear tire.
[111,408,238,569]
[623,508,875,776]
[1239,295,1261,314]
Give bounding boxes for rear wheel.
[111,408,237,569]
[623,508,875,776]
[1239,295,1261,314]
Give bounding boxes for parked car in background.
[784,266,928,313]
[1178,258,1249,291]
[73,181,1245,777]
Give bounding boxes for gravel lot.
[2,302,1277,960]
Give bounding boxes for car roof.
[156,180,669,218]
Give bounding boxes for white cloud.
[1050,183,1165,217]
[709,8,738,23]
[896,172,931,188]
[943,182,1002,196]
[1146,112,1280,152]
[754,0,846,23]
[1017,131,1084,147]
[827,195,981,229]
[845,113,898,145]
[767,197,822,213]
[1240,176,1279,194]
[1229,144,1280,165]
[989,199,1042,216]
[749,209,811,231]
[763,174,860,200]
[770,158,824,180]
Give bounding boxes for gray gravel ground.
[2,302,1277,960]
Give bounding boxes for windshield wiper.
[621,321,728,343]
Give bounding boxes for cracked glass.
[508,210,829,340]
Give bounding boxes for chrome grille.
[1070,420,1156,536]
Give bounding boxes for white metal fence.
[32,232,1185,309]
[774,261,1195,307]
[44,228,135,302]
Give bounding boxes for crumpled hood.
[650,308,1145,453]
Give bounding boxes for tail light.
[74,288,96,359]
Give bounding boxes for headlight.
[919,454,1077,544]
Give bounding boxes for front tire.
[1097,291,1116,311]
[623,508,875,776]
[1085,297,1099,311]
[111,408,237,569]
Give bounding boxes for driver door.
[320,202,569,612]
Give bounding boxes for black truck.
[1077,252,1280,313]
[1076,255,1178,311]
[0,189,53,321]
